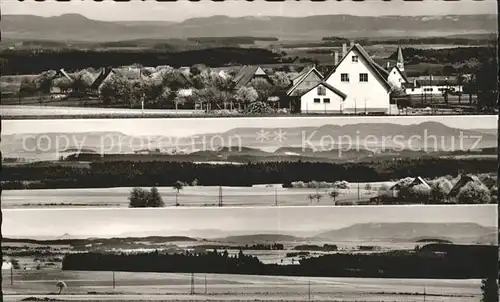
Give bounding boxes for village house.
[293,42,398,115]
[448,174,482,198]
[286,65,326,112]
[389,176,431,198]
[323,42,396,114]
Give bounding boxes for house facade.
[324,44,393,114]
[300,82,347,113]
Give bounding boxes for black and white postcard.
[1,1,498,302]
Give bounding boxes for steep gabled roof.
[287,66,324,96]
[291,65,314,82]
[390,176,431,191]
[390,66,409,84]
[448,175,481,197]
[300,81,347,100]
[324,43,392,91]
[52,69,73,81]
[233,65,272,89]
[90,67,114,90]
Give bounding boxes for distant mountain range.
[6,222,495,245]
[2,122,497,162]
[2,14,497,41]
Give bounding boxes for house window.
[359,73,368,82]
[341,73,349,82]
[314,98,320,103]
[317,86,326,96]
[352,55,359,63]
[323,98,330,103]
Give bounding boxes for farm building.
[50,69,74,94]
[448,174,482,197]
[322,42,396,114]
[405,75,464,96]
[232,65,273,90]
[389,176,431,198]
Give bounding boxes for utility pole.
[204,274,207,294]
[218,186,223,207]
[357,182,360,202]
[275,188,278,206]
[112,271,115,289]
[190,272,195,295]
[423,287,426,302]
[308,280,311,301]
[10,265,13,286]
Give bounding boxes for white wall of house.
[387,67,406,90]
[300,84,344,113]
[325,49,390,113]
[405,85,463,95]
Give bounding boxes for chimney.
[334,51,339,66]
[350,40,355,47]
[342,43,347,58]
[386,62,390,69]
[413,79,417,86]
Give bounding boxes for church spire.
[396,45,404,72]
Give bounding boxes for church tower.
[396,45,404,72]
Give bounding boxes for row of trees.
[61,244,496,279]
[19,64,293,111]
[3,158,497,190]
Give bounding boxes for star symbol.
[273,129,287,143]
[256,129,270,142]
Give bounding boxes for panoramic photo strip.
[2,115,497,209]
[1,1,498,119]
[2,205,497,302]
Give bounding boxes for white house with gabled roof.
[300,81,347,113]
[324,43,394,114]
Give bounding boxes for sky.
[3,0,497,22]
[2,116,497,137]
[2,205,496,238]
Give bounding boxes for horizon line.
[4,12,497,23]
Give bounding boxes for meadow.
[1,183,388,209]
[1,270,483,302]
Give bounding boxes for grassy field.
[1,270,482,302]
[1,183,391,209]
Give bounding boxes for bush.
[430,177,453,203]
[128,187,165,207]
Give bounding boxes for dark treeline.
[321,37,496,46]
[294,244,338,251]
[387,46,497,65]
[186,37,279,44]
[0,48,281,75]
[3,158,496,190]
[188,243,284,251]
[62,244,497,279]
